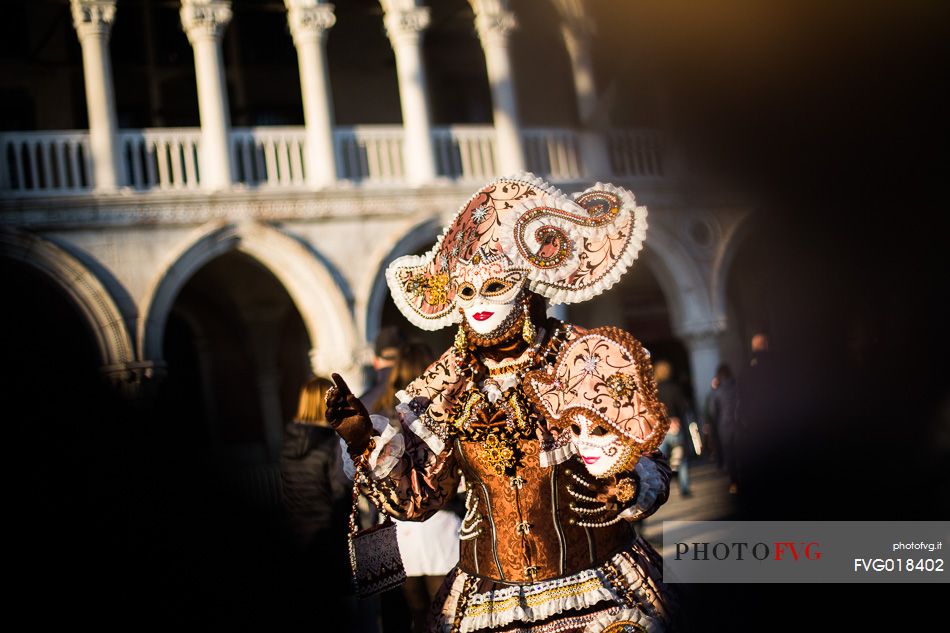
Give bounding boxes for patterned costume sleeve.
[343,347,468,522]
[619,449,672,522]
[397,346,468,434]
[367,419,460,522]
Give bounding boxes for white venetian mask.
[568,414,633,478]
[453,257,527,335]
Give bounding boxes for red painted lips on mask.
[472,311,494,321]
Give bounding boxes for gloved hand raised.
[326,373,373,458]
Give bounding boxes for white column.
[469,0,524,175]
[382,1,437,185]
[70,0,124,190]
[286,0,338,189]
[180,0,233,190]
[681,328,723,416]
[559,13,611,177]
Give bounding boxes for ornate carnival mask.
[524,327,670,478]
[452,248,527,338]
[385,173,648,331]
[569,414,635,478]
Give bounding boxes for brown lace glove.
[326,373,373,458]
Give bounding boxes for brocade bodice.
[455,435,635,584]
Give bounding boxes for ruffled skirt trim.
[430,534,677,633]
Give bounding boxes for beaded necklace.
[446,320,573,476]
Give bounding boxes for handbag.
[347,461,406,599]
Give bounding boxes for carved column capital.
[70,0,117,40]
[676,321,728,348]
[383,7,430,46]
[180,0,232,44]
[474,9,517,46]
[285,1,336,45]
[469,0,517,47]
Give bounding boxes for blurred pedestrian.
[737,331,780,494]
[708,364,740,494]
[278,375,354,631]
[363,325,408,413]
[703,375,723,469]
[655,360,693,497]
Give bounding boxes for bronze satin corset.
[455,435,635,584]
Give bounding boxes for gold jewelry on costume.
[522,300,536,344]
[453,390,486,432]
[479,434,516,476]
[614,476,639,504]
[602,442,638,478]
[444,314,576,478]
[486,357,534,376]
[454,321,468,357]
[605,373,638,402]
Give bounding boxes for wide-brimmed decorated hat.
[385,173,648,331]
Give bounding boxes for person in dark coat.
[655,360,693,496]
[708,364,740,493]
[736,332,782,496]
[278,375,353,630]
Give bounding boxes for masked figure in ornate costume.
[327,173,679,633]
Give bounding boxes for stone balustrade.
[0,127,663,195]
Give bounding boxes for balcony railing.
[0,126,662,196]
[523,128,583,181]
[121,128,202,191]
[335,125,406,184]
[232,127,307,188]
[609,129,663,177]
[0,131,93,193]
[433,126,496,182]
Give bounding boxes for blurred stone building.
[1,0,760,467]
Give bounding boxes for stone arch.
[639,219,719,336]
[0,229,134,369]
[140,221,361,385]
[710,209,755,325]
[644,217,731,408]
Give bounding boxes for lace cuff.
[341,414,405,480]
[619,456,665,522]
[395,390,446,455]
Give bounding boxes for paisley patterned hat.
[385,172,648,331]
